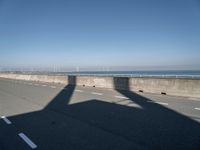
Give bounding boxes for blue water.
[9,70,200,78]
[65,70,200,78]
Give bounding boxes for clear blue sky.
[0,0,200,70]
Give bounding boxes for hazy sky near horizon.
[0,0,200,69]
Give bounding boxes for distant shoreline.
[1,70,200,78]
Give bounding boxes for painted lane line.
[127,103,143,109]
[188,97,200,101]
[1,116,12,124]
[116,101,130,105]
[34,84,39,86]
[18,133,37,149]
[91,92,103,95]
[194,108,200,110]
[116,99,130,103]
[50,86,56,88]
[42,84,47,87]
[147,101,168,105]
[75,90,83,92]
[128,103,138,106]
[156,102,168,105]
[115,96,127,99]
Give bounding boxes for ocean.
[7,70,200,78]
[65,70,200,78]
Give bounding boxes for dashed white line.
[1,116,12,124]
[194,107,200,110]
[147,101,168,105]
[18,133,37,149]
[91,92,103,95]
[127,103,143,109]
[34,84,39,86]
[115,96,127,99]
[75,90,83,92]
[188,97,200,101]
[50,86,56,88]
[42,84,47,87]
[116,100,130,105]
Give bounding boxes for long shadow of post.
[0,76,77,150]
[45,76,76,110]
[113,77,200,150]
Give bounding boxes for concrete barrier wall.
[76,76,114,88]
[129,77,200,98]
[0,73,200,98]
[0,74,68,84]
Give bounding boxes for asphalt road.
[0,78,200,150]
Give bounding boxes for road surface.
[0,78,200,150]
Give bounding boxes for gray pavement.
[0,78,200,150]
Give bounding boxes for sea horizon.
[3,70,200,78]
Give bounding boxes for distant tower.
[53,65,56,72]
[76,66,79,72]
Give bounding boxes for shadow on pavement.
[0,76,200,150]
[113,77,200,149]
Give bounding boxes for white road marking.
[75,90,83,92]
[34,84,39,86]
[18,133,37,149]
[116,100,130,105]
[29,83,33,85]
[194,118,200,122]
[1,116,12,124]
[115,99,131,103]
[42,84,47,87]
[50,86,56,88]
[128,103,143,109]
[147,101,168,105]
[91,92,103,95]
[188,97,200,101]
[194,107,200,110]
[115,96,127,99]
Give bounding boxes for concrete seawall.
[0,73,200,98]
